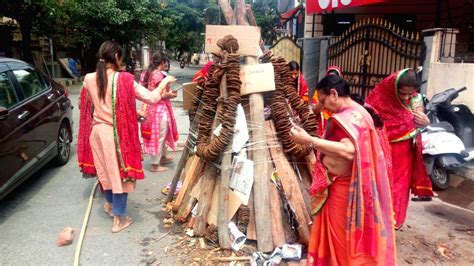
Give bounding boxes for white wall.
[426,62,474,109]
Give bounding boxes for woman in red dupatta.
[77,41,169,233]
[366,68,433,229]
[291,75,396,265]
[139,52,179,172]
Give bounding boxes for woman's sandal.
[104,203,113,218]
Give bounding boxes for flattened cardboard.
[183,82,197,110]
[205,25,261,56]
[240,63,276,95]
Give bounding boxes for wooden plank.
[205,25,261,56]
[245,189,257,240]
[240,63,276,95]
[246,56,273,252]
[218,73,232,249]
[165,102,203,203]
[172,155,204,212]
[269,173,286,247]
[193,165,218,236]
[265,120,311,245]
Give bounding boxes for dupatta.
[77,72,144,180]
[366,69,433,196]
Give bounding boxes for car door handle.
[47,93,55,100]
[17,110,30,120]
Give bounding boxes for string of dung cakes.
[189,62,217,121]
[271,57,318,158]
[196,35,242,160]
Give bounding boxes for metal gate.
[271,37,302,66]
[327,18,425,98]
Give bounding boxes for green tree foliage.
[251,0,279,45]
[0,0,61,63]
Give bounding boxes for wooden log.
[269,171,286,247]
[234,0,248,26]
[247,56,273,252]
[193,165,218,236]
[165,103,203,203]
[176,175,203,222]
[245,4,257,27]
[218,74,232,249]
[194,66,228,236]
[265,120,311,245]
[218,0,235,25]
[211,256,251,262]
[176,196,197,222]
[245,191,257,240]
[172,156,204,212]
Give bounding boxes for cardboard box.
[182,82,197,110]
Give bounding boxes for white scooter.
[422,87,474,190]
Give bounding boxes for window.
[12,68,47,99]
[322,14,355,36]
[384,14,416,32]
[0,72,18,108]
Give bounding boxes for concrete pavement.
[0,61,198,265]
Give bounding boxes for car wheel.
[54,122,71,166]
[430,162,450,191]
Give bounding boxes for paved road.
[0,62,197,265]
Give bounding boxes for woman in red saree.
[366,68,433,229]
[139,52,179,172]
[291,75,396,265]
[78,41,169,232]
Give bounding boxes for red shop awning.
[307,0,385,14]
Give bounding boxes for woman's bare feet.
[160,156,173,165]
[112,216,133,233]
[104,202,113,218]
[150,164,168,172]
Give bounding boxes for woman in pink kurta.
[78,41,175,233]
[139,52,179,172]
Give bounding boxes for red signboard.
[307,0,385,14]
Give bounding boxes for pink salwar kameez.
[140,71,178,162]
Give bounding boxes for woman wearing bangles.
[291,75,396,265]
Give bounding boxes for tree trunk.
[19,19,34,64]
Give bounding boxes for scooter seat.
[427,121,455,132]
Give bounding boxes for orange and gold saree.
[308,104,396,266]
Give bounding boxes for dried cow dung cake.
[270,57,318,158]
[196,36,242,160]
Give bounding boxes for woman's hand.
[163,75,177,83]
[414,110,430,128]
[290,125,313,146]
[161,91,176,99]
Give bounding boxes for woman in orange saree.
[291,75,396,265]
[366,68,433,229]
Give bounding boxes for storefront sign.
[307,0,384,13]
